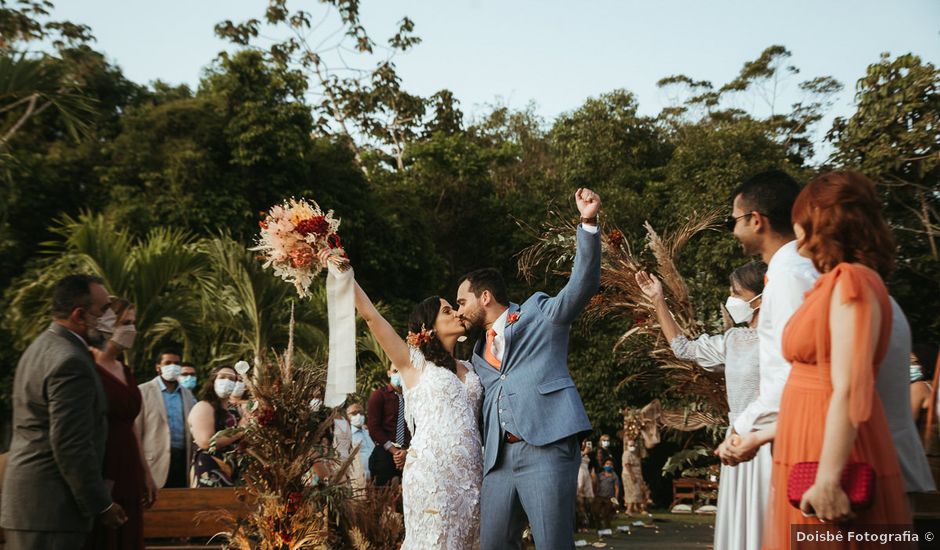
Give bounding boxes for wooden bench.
[670,478,719,510]
[144,487,253,549]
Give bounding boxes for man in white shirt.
[716,170,817,463]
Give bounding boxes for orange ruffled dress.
[763,263,913,550]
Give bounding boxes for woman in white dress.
[636,261,769,550]
[351,273,483,550]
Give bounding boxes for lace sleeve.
[670,333,726,372]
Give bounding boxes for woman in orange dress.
[763,171,913,549]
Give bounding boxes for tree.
[196,235,329,369]
[828,53,940,340]
[215,0,426,174]
[4,213,210,379]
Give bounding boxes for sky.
[56,1,939,157]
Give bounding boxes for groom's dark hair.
[458,268,509,306]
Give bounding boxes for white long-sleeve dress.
[671,328,770,550]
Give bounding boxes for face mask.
[309,398,322,412]
[604,466,614,473]
[725,293,761,324]
[179,375,197,390]
[111,325,137,349]
[390,373,402,388]
[95,309,117,336]
[910,363,924,383]
[214,378,236,399]
[231,381,246,399]
[628,445,636,453]
[350,413,365,428]
[160,363,182,382]
[601,440,610,449]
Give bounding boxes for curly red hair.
[791,171,895,277]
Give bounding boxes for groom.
[456,188,601,550]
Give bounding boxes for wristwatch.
[580,216,598,225]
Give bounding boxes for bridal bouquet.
[254,197,356,408]
[253,197,347,298]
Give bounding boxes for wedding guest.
[347,402,375,480]
[576,439,596,529]
[620,441,647,515]
[137,348,197,488]
[179,361,198,393]
[229,372,251,417]
[332,405,367,492]
[1,275,126,549]
[911,348,934,421]
[925,355,940,485]
[637,260,769,550]
[85,298,157,550]
[188,366,245,487]
[718,170,818,463]
[594,458,620,529]
[366,367,411,486]
[763,171,912,547]
[874,307,936,494]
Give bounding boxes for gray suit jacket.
[0,323,111,532]
[876,299,936,492]
[472,226,600,475]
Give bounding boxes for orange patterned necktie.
[484,328,501,370]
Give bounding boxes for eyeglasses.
[723,211,764,232]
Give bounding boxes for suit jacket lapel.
[500,303,521,371]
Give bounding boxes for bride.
[337,264,483,549]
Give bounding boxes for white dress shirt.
[733,240,819,435]
[488,309,509,363]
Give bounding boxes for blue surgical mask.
[910,363,924,383]
[604,466,614,473]
[390,373,402,388]
[179,375,197,390]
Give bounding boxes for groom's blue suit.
[473,225,600,550]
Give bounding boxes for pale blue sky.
[57,1,939,157]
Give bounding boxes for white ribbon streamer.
[324,264,356,407]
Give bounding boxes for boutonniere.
[506,312,521,326]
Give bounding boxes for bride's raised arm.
[353,280,413,376]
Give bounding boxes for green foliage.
[1,2,936,492]
[829,53,940,342]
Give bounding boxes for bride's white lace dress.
[400,347,483,550]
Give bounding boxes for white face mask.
[231,381,246,399]
[160,363,182,382]
[350,413,365,428]
[95,308,117,335]
[111,325,137,349]
[725,293,761,324]
[214,378,236,399]
[601,440,610,449]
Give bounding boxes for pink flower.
[507,312,520,325]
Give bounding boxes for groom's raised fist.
[575,187,601,220]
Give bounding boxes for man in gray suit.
[1,275,127,549]
[456,188,601,550]
[877,298,936,493]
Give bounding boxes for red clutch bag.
[787,462,875,510]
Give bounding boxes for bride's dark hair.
[408,296,457,373]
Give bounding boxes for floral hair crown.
[406,325,435,347]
